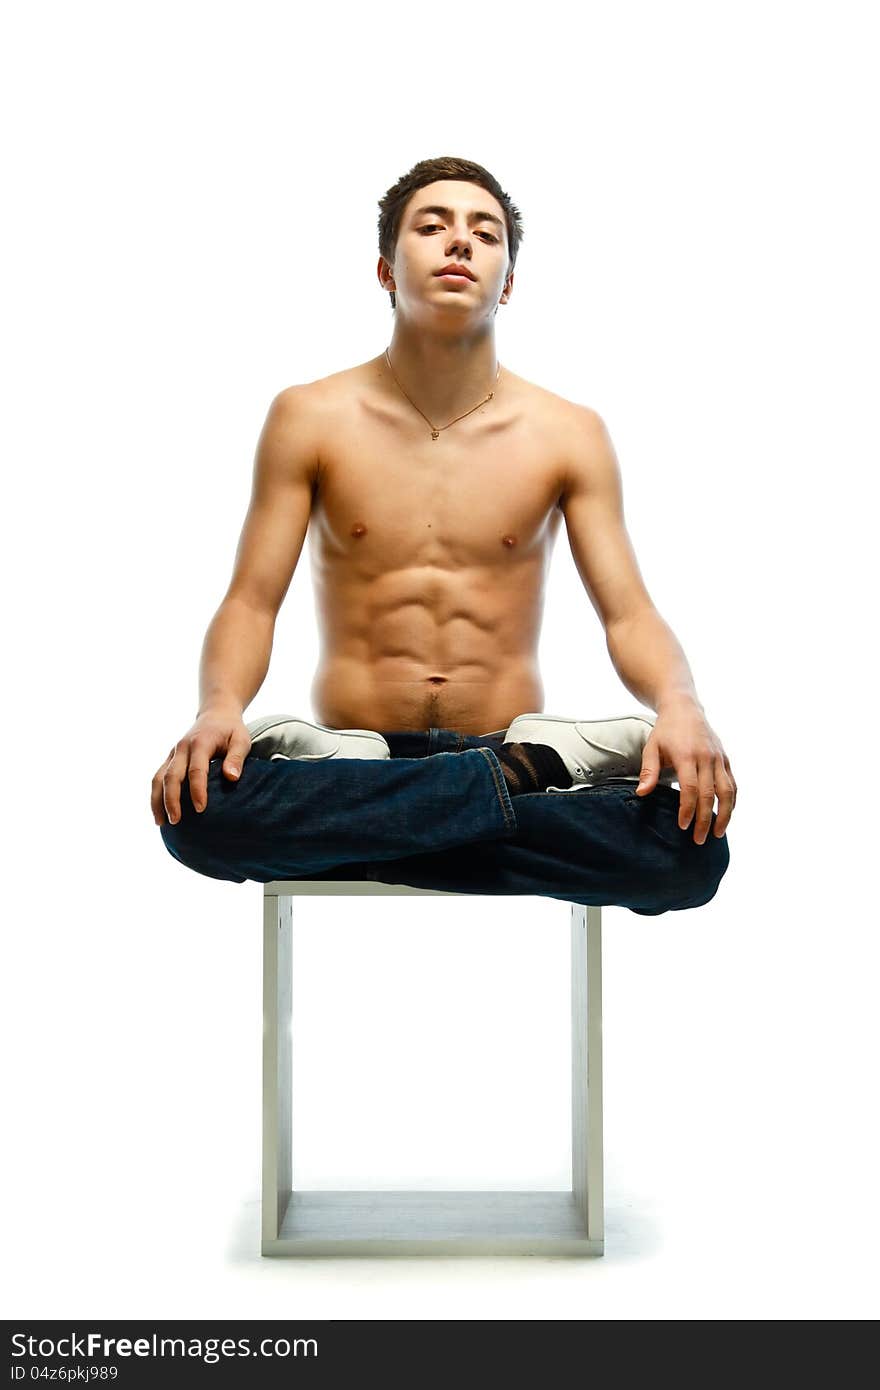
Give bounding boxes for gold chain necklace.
[383,347,502,440]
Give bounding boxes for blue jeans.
[159,726,729,916]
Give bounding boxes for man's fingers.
[636,737,660,794]
[713,760,737,837]
[162,745,189,825]
[188,754,211,812]
[151,752,175,825]
[692,759,718,844]
[223,731,252,779]
[676,761,699,829]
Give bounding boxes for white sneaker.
[245,714,391,761]
[502,712,677,792]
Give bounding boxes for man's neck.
[383,321,501,423]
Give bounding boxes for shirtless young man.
[151,159,735,908]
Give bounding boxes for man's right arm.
[197,384,320,717]
[152,385,320,827]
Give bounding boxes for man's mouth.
[435,264,476,281]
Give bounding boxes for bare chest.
[309,389,566,574]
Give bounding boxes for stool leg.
[571,903,604,1247]
[262,890,292,1247]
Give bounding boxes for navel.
[501,533,518,548]
[350,521,368,539]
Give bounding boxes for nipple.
[350,522,368,539]
[501,533,518,548]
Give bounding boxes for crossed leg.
[159,744,729,917]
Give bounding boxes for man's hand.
[635,697,737,844]
[151,706,252,828]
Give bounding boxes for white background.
[3,0,878,1321]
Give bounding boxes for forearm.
[197,597,275,717]
[605,608,703,714]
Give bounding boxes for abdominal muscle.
[309,573,545,736]
[311,656,543,736]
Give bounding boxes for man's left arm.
[558,405,737,844]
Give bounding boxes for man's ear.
[377,255,395,293]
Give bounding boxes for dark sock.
[494,741,570,795]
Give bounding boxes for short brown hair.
[377,155,524,311]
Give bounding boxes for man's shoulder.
[508,381,614,507]
[504,370,600,430]
[275,360,375,409]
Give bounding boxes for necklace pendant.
[431,428,439,440]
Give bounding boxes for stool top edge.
[262,879,468,897]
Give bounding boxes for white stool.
[262,880,604,1256]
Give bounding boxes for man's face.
[382,180,513,318]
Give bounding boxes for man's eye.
[418,225,497,242]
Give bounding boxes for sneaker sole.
[545,776,679,793]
